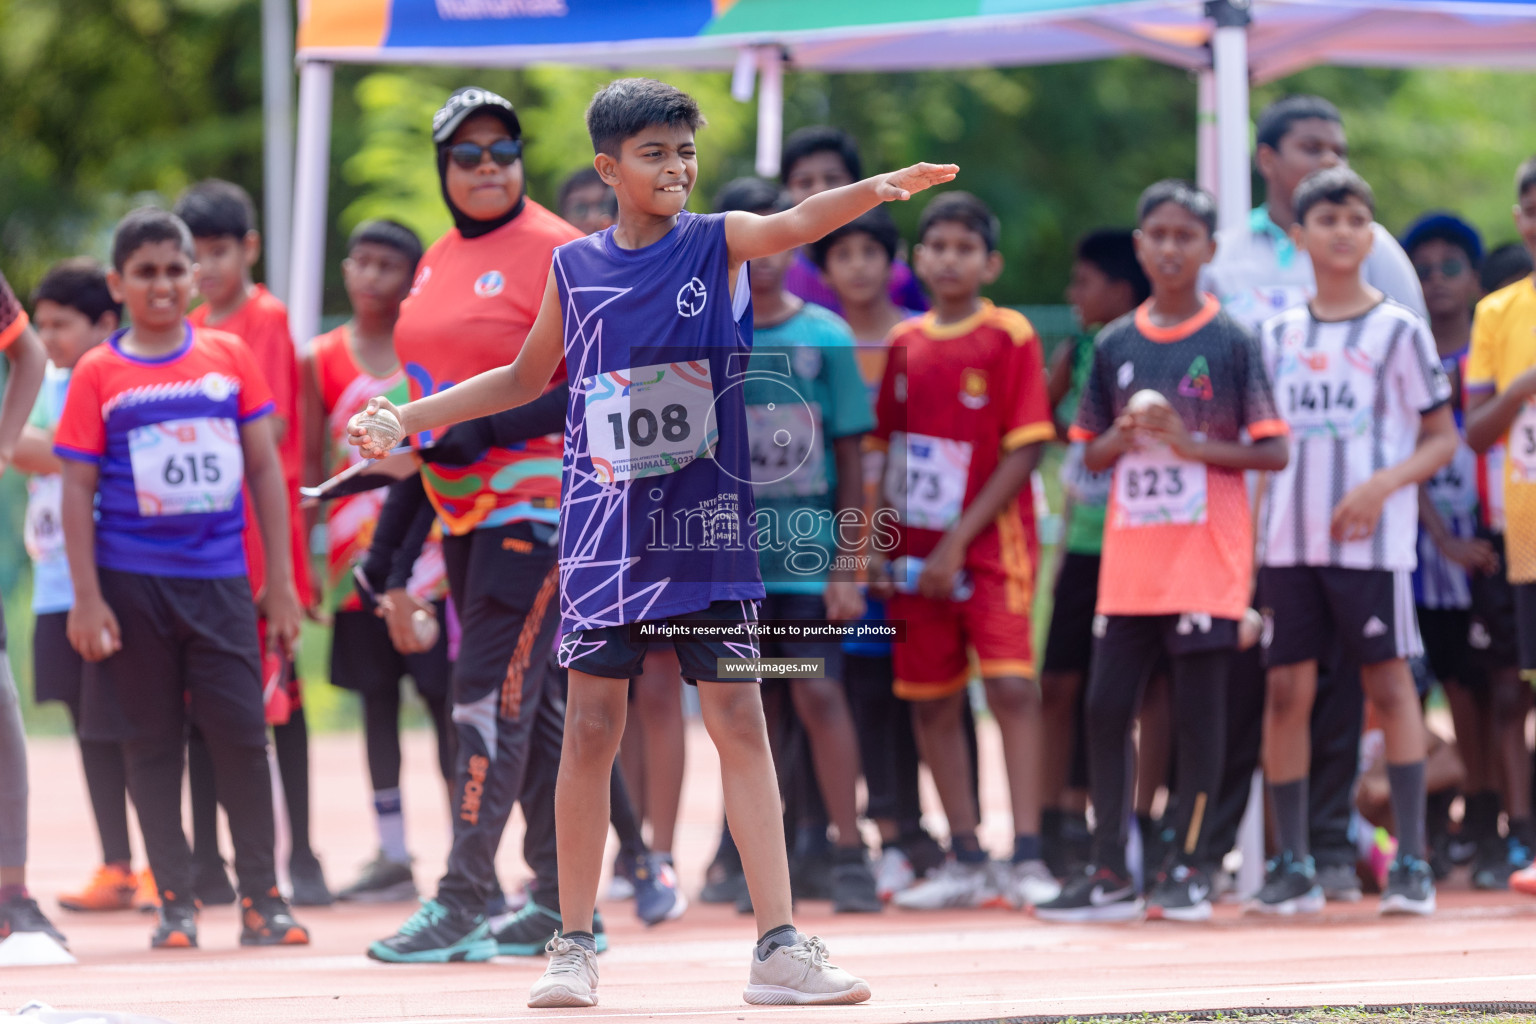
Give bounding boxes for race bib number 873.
[581,361,718,484]
[127,417,243,516]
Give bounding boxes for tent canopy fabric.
[297,0,1536,77]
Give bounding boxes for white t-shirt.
[1260,299,1451,571]
[1202,207,1428,334]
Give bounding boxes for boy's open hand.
[262,584,304,661]
[67,595,121,663]
[348,396,406,460]
[1331,476,1390,543]
[877,163,960,202]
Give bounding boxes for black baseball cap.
[1401,211,1484,266]
[432,87,521,145]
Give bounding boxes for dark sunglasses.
[1415,258,1467,282]
[448,138,523,169]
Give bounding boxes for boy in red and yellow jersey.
[872,192,1058,912]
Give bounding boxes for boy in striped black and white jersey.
[1252,168,1458,918]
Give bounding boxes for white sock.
[374,788,407,862]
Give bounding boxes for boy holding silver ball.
[1036,180,1289,925]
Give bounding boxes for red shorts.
[890,567,1033,700]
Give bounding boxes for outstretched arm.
[349,269,565,458]
[724,163,958,266]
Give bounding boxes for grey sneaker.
[1316,861,1362,902]
[744,933,871,1006]
[527,936,599,1008]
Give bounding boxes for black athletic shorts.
[31,610,85,715]
[1095,611,1239,659]
[1468,532,1518,671]
[1043,552,1100,675]
[559,599,761,684]
[1512,582,1536,676]
[80,570,267,747]
[1259,565,1421,669]
[330,601,451,701]
[1415,606,1472,687]
[758,592,844,681]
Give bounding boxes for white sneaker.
[527,936,598,1008]
[874,848,916,902]
[744,933,871,1005]
[999,859,1061,908]
[891,859,1001,910]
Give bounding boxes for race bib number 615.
[128,416,243,516]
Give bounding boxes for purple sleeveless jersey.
[554,211,765,636]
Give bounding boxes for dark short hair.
[1136,179,1217,235]
[347,219,424,273]
[1482,242,1534,294]
[585,78,705,158]
[810,207,900,270]
[1076,229,1151,306]
[173,179,257,240]
[111,207,195,272]
[1294,166,1375,224]
[917,191,998,252]
[1256,95,1343,152]
[31,257,121,324]
[1518,155,1536,199]
[713,176,790,216]
[557,166,611,214]
[780,125,862,185]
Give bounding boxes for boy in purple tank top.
[351,77,955,1009]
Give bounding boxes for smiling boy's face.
[109,240,195,333]
[598,123,697,220]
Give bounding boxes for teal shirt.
[743,304,874,594]
[1058,332,1109,556]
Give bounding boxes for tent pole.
[754,48,784,180]
[261,0,295,307]
[288,60,334,353]
[1196,68,1218,196]
[1207,0,1252,240]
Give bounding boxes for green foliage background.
[1,0,1533,727]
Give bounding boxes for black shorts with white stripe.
[1258,565,1422,669]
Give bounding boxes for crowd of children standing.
[1,78,1535,1011]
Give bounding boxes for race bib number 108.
[581,361,718,484]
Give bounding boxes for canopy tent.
[282,0,1536,347]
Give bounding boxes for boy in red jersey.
[871,191,1060,912]
[55,208,307,950]
[174,180,327,906]
[301,220,455,903]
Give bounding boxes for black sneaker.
[240,888,310,946]
[1245,852,1323,916]
[192,858,237,907]
[1316,861,1363,903]
[700,863,748,905]
[0,892,69,948]
[830,854,883,914]
[897,829,949,880]
[1146,862,1213,922]
[789,847,833,901]
[289,851,335,907]
[1471,834,1532,891]
[1428,829,1455,881]
[149,898,197,949]
[1034,865,1142,923]
[490,901,608,956]
[338,853,418,903]
[1379,855,1436,916]
[368,898,493,963]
